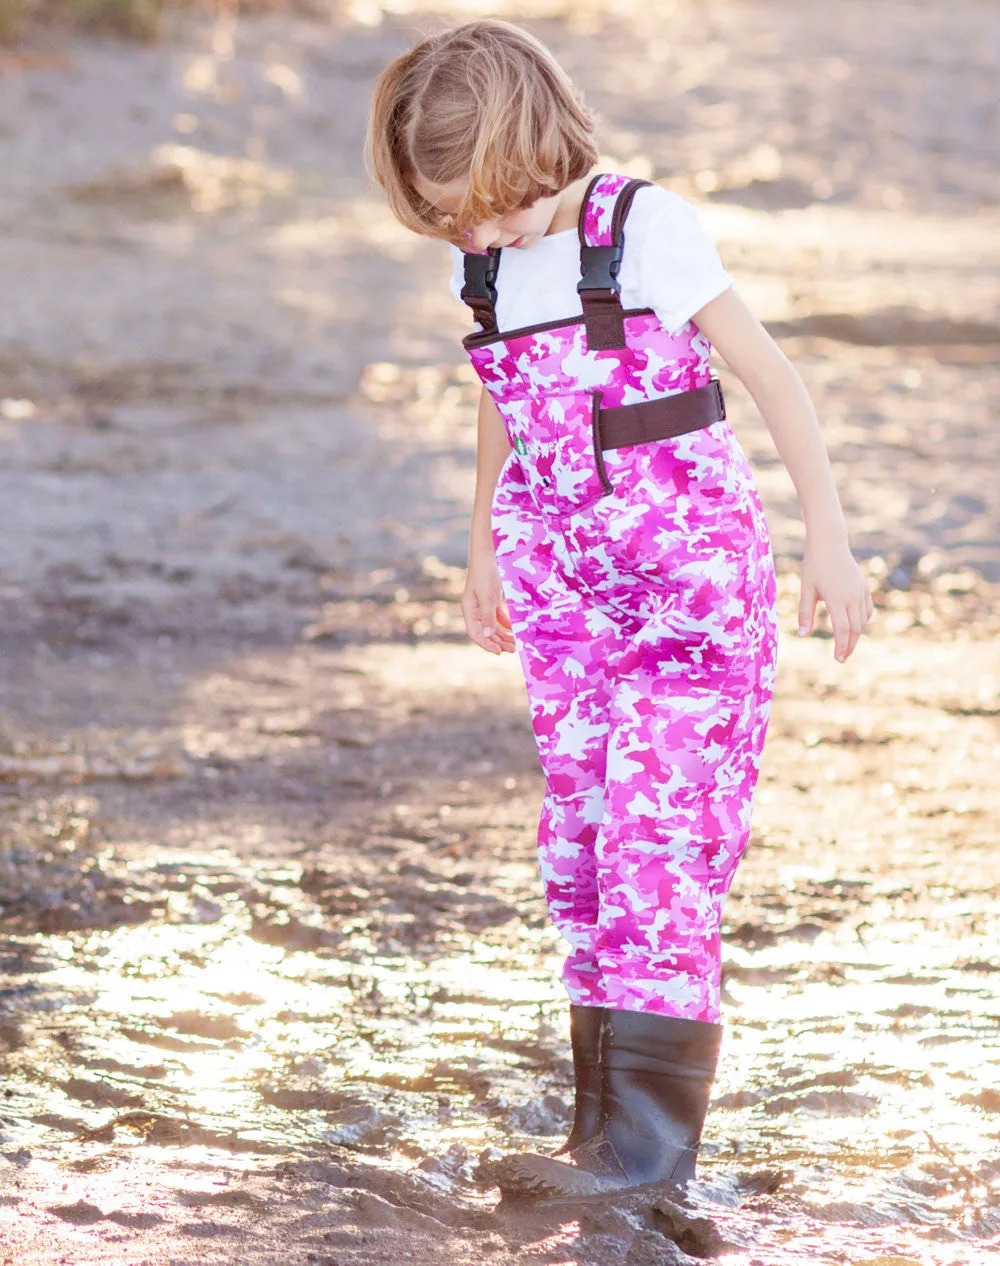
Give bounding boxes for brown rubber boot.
[551,1004,605,1155]
[499,1008,722,1201]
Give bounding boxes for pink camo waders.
[459,175,779,1198]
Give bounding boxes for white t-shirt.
[448,184,733,338]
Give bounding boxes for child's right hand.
[461,551,515,655]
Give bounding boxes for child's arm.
[462,387,516,656]
[692,287,874,663]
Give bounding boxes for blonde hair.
[365,19,599,244]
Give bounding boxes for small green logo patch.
[512,436,529,456]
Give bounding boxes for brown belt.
[597,379,726,451]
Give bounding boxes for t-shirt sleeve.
[632,188,733,334]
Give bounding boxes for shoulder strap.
[458,174,651,341]
[460,247,501,334]
[577,174,652,351]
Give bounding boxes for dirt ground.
[0,1,999,1262]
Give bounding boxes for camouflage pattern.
[463,174,779,1022]
[580,174,627,251]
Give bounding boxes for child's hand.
[461,551,515,655]
[798,540,874,663]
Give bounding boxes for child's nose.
[469,221,501,252]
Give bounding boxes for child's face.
[411,174,561,252]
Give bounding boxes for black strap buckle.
[577,244,623,294]
[461,251,499,306]
[710,377,727,421]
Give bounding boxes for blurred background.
[0,2,998,1263]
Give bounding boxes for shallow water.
[3,792,1000,1263]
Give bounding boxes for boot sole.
[496,1152,627,1202]
[496,1146,701,1204]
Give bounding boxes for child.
[366,19,873,1201]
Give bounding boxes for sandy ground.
[0,1,999,1262]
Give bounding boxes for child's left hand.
[798,540,874,662]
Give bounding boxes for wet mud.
[2,1,1000,1263]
